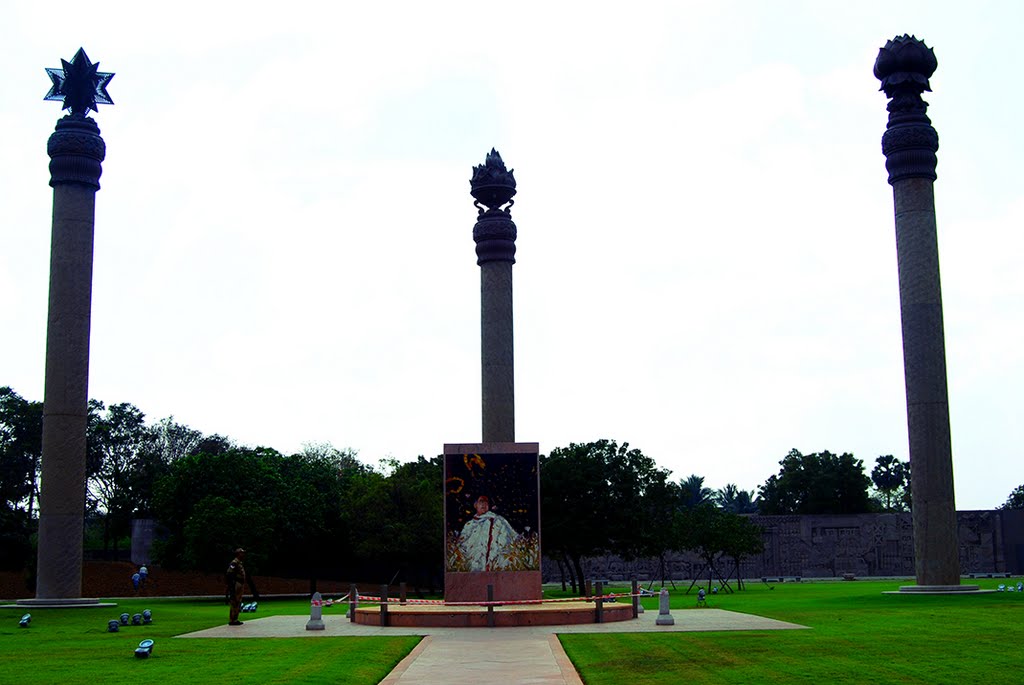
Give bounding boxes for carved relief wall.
[543,510,1016,583]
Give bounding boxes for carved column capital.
[48,114,105,190]
[875,35,938,184]
[470,149,518,265]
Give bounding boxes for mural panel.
[444,451,540,573]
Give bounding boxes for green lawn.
[3,581,1021,685]
[559,579,1024,684]
[0,597,418,685]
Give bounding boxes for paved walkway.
[179,609,807,684]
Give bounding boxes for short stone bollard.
[306,591,325,631]
[655,588,674,626]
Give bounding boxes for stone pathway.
[179,609,807,684]
[379,632,582,685]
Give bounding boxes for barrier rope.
[345,591,643,607]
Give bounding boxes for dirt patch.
[0,561,354,601]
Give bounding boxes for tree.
[152,446,287,572]
[871,455,911,512]
[757,449,874,515]
[715,483,759,514]
[679,474,713,509]
[0,387,42,570]
[129,416,204,518]
[0,387,42,516]
[344,456,443,592]
[675,504,731,592]
[999,485,1024,510]
[86,401,153,554]
[718,513,764,590]
[639,476,682,586]
[541,440,670,594]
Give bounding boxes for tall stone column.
[471,149,517,443]
[28,49,113,603]
[874,36,968,590]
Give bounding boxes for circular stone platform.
[883,584,993,595]
[5,598,116,608]
[354,600,634,628]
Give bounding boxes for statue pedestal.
[443,442,541,603]
[445,571,542,603]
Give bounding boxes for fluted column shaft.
[480,259,515,442]
[35,114,104,599]
[474,207,516,443]
[876,35,960,587]
[892,178,959,585]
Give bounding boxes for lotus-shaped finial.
[874,34,937,96]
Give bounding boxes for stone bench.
[968,572,1011,579]
[761,576,802,583]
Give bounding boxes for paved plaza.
[179,608,807,683]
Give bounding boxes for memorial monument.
[874,35,976,592]
[444,150,541,602]
[22,48,113,605]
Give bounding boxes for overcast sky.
[2,1,1021,510]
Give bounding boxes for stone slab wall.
[542,510,1017,583]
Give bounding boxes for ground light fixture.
[142,609,152,624]
[134,639,154,659]
[119,612,129,625]
[19,614,30,627]
[132,613,142,625]
[107,620,119,632]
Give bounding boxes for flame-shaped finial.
[470,148,517,213]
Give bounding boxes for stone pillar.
[34,113,105,600]
[655,588,674,626]
[471,149,517,443]
[874,36,966,589]
[306,592,325,630]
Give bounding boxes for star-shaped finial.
[44,47,114,116]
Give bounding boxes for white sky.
[2,1,1021,510]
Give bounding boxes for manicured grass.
[0,597,418,685]
[558,579,1024,685]
[4,582,1022,684]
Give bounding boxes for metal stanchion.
[487,584,495,628]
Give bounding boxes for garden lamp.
[134,639,154,658]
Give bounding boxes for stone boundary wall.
[542,510,1023,583]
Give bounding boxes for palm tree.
[679,474,712,509]
[715,483,759,514]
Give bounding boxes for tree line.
[3,385,1019,591]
